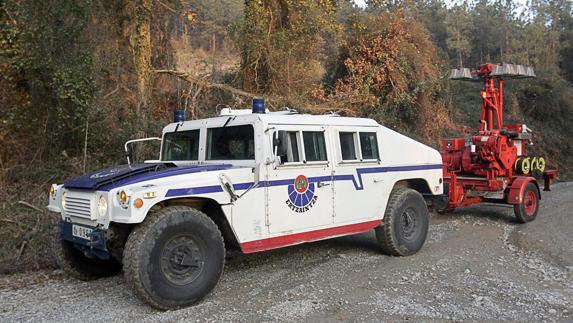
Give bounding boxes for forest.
[1,0,572,273]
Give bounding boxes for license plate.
[72,225,93,240]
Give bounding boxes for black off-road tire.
[52,237,122,281]
[375,188,429,256]
[123,206,225,310]
[514,183,540,223]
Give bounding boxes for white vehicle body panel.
[48,111,443,253]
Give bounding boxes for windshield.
[206,125,255,160]
[161,129,200,161]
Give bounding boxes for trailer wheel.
[52,238,121,281]
[514,183,540,223]
[123,206,225,310]
[375,188,429,256]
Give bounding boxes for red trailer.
[439,63,557,222]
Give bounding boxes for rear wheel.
[375,188,429,256]
[123,206,225,310]
[514,182,540,223]
[52,238,121,281]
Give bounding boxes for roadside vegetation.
[1,0,572,273]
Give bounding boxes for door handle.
[317,182,330,188]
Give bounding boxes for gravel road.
[1,183,572,322]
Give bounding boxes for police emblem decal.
[286,175,318,213]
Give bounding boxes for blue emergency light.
[174,110,186,122]
[252,98,265,114]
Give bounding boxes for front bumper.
[59,221,110,260]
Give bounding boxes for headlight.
[61,191,67,209]
[49,185,57,199]
[98,195,108,217]
[118,190,129,209]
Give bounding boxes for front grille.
[65,194,93,219]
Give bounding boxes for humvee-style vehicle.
[47,101,442,309]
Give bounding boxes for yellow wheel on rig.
[521,157,531,175]
[515,158,523,174]
[531,157,539,173]
[536,157,546,173]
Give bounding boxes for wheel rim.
[160,235,204,286]
[400,207,419,241]
[524,190,537,217]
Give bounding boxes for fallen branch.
[16,240,27,262]
[102,85,120,99]
[155,0,177,14]
[155,69,265,100]
[18,201,43,213]
[154,69,356,115]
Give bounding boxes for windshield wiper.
[222,116,235,128]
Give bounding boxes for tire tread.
[375,188,428,256]
[123,206,225,310]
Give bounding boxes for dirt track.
[1,183,572,322]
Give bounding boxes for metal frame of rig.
[439,63,558,222]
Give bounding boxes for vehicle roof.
[259,113,379,126]
[163,112,380,133]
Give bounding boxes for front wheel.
[375,188,430,256]
[514,183,540,223]
[123,206,225,310]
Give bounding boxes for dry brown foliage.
[312,10,453,143]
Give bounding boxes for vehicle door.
[266,125,334,234]
[331,127,386,224]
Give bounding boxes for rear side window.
[339,132,357,160]
[162,130,200,161]
[359,132,379,160]
[206,125,255,160]
[276,131,301,164]
[303,131,327,162]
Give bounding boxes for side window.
[276,131,301,164]
[339,132,357,161]
[303,131,327,162]
[359,132,379,160]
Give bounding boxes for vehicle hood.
[63,163,234,191]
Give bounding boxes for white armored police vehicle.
[47,99,443,309]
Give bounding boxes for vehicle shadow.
[432,203,518,225]
[224,204,519,272]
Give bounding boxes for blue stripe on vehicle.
[334,164,443,190]
[165,185,223,197]
[164,163,442,198]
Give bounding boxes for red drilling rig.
[439,63,557,222]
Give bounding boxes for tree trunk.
[134,0,152,120]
